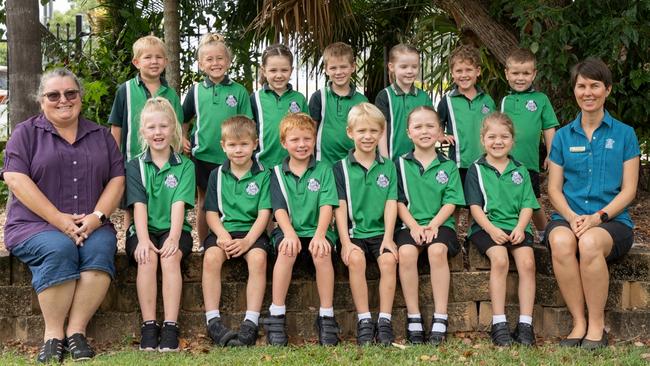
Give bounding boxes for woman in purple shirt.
[2,68,124,362]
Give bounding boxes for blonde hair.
[406,106,441,128]
[323,42,355,67]
[279,113,317,142]
[197,32,232,61]
[221,115,258,142]
[480,112,515,139]
[139,97,183,152]
[132,35,167,60]
[389,43,420,62]
[449,44,481,69]
[347,102,385,130]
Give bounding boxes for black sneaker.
[512,322,535,346]
[263,315,288,346]
[158,322,180,352]
[207,317,237,346]
[315,316,340,346]
[139,320,160,351]
[405,317,425,344]
[227,320,259,346]
[65,333,95,361]
[428,317,448,346]
[491,322,513,346]
[356,318,376,346]
[37,338,64,363]
[376,317,395,346]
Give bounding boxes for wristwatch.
[597,210,609,223]
[92,210,108,224]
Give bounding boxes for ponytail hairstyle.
[197,32,232,61]
[387,43,420,84]
[480,112,515,140]
[260,44,294,85]
[139,97,183,153]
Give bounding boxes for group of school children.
[112,33,559,352]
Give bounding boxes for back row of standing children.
[110,33,559,350]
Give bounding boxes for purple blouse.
[2,114,124,250]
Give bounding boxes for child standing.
[333,103,399,346]
[309,42,368,164]
[501,48,558,236]
[264,113,340,346]
[464,112,539,346]
[125,97,196,352]
[375,44,433,160]
[201,116,272,347]
[182,33,254,245]
[395,106,465,345]
[251,44,307,168]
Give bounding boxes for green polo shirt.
[396,151,465,229]
[270,157,339,242]
[437,85,496,169]
[333,151,398,239]
[251,84,307,168]
[204,159,271,233]
[309,82,368,164]
[500,88,559,172]
[375,84,433,160]
[464,155,540,236]
[126,149,195,233]
[183,76,253,164]
[108,74,184,160]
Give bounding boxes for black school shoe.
[158,322,180,352]
[315,316,340,346]
[37,338,65,363]
[512,322,536,346]
[581,330,608,350]
[65,333,96,361]
[227,320,259,346]
[356,318,376,346]
[139,320,160,351]
[491,322,513,347]
[428,317,448,346]
[405,317,425,344]
[263,315,288,346]
[207,317,237,346]
[376,317,395,346]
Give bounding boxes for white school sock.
[205,310,220,324]
[378,312,392,321]
[407,313,423,331]
[432,313,448,333]
[245,311,260,325]
[319,307,334,317]
[357,312,372,321]
[492,314,507,325]
[269,303,286,316]
[519,315,533,325]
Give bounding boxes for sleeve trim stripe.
[446,94,461,168]
[273,166,291,219]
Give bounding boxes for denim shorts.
[11,226,117,293]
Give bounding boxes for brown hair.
[221,115,258,142]
[570,57,612,89]
[279,113,317,142]
[36,68,84,103]
[449,44,481,69]
[260,44,294,85]
[139,97,183,152]
[323,42,355,67]
[480,112,515,139]
[506,48,536,68]
[389,43,420,62]
[347,102,385,131]
[132,35,167,60]
[406,106,441,128]
[197,32,232,61]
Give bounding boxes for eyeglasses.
[42,90,80,102]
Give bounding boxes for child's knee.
[312,253,332,269]
[489,252,509,272]
[428,244,448,262]
[247,250,267,272]
[398,246,418,263]
[203,248,225,270]
[347,251,366,271]
[378,254,397,274]
[160,252,182,270]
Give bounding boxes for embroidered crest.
[605,138,615,149]
[245,182,260,196]
[481,104,491,114]
[307,178,321,192]
[435,170,449,184]
[376,174,390,188]
[164,174,178,188]
[288,101,301,113]
[225,95,238,107]
[511,171,524,185]
[525,100,537,112]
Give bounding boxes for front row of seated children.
[126,98,540,350]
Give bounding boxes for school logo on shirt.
[511,171,524,185]
[307,178,321,192]
[605,138,615,149]
[226,95,238,107]
[525,100,537,112]
[376,174,390,188]
[245,182,260,196]
[481,104,491,114]
[436,170,449,184]
[288,101,301,113]
[164,174,178,188]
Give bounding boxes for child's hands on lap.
[409,224,427,245]
[279,234,301,257]
[488,227,510,245]
[135,239,159,264]
[160,236,179,258]
[424,223,440,244]
[309,235,331,258]
[380,239,399,262]
[509,227,526,245]
[226,237,252,258]
[340,241,362,266]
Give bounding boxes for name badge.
[569,146,586,153]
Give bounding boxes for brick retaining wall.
[0,244,648,344]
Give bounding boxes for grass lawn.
[2,337,648,365]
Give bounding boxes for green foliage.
[0,43,6,65]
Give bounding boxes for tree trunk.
[163,0,181,92]
[433,0,518,65]
[6,0,42,129]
